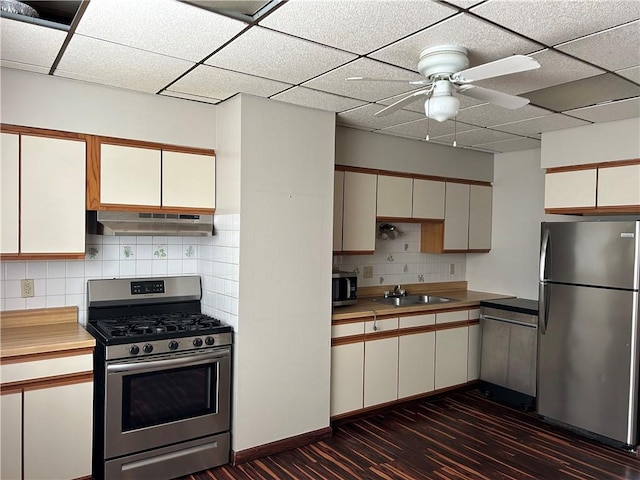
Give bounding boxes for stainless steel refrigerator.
[538,220,640,447]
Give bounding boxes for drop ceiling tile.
[259,0,456,55]
[205,27,356,84]
[525,73,640,111]
[556,21,640,72]
[271,87,367,112]
[471,0,640,46]
[432,127,520,146]
[337,104,424,130]
[55,35,193,93]
[456,103,553,128]
[160,91,221,104]
[474,137,542,153]
[617,66,640,84]
[492,113,589,136]
[1,18,66,73]
[302,58,425,102]
[75,0,247,62]
[370,13,541,72]
[476,49,605,96]
[167,64,291,100]
[381,118,477,139]
[565,97,640,123]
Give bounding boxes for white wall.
[336,126,494,182]
[0,68,216,148]
[217,94,335,452]
[466,149,545,300]
[541,117,640,168]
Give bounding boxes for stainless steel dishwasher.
[479,298,539,411]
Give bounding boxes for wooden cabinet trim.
[335,165,491,187]
[436,320,472,330]
[332,335,365,347]
[1,371,93,393]
[1,124,88,141]
[96,203,215,215]
[546,158,640,174]
[96,136,215,156]
[0,347,94,365]
[364,330,399,341]
[1,252,85,260]
[545,206,640,215]
[398,325,436,336]
[334,250,375,255]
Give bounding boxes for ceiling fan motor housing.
[418,45,469,79]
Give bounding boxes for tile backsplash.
[334,222,466,288]
[0,214,240,328]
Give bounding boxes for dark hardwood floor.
[178,390,640,480]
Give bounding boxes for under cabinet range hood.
[88,211,214,236]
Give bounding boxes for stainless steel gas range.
[86,275,232,480]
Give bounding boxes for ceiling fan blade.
[454,55,540,82]
[374,88,433,117]
[459,85,530,109]
[346,76,430,86]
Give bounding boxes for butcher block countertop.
[332,282,513,321]
[0,306,95,359]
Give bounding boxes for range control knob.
[193,338,203,347]
[205,336,215,346]
[129,345,140,355]
[168,340,179,350]
[143,343,154,354]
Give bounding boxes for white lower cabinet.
[331,308,477,417]
[23,381,93,480]
[364,336,398,408]
[435,328,469,389]
[330,342,364,417]
[398,332,435,398]
[0,391,22,480]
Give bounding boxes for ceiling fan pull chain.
[453,117,457,147]
[426,101,430,141]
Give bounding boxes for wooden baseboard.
[231,426,333,465]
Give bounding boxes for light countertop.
[0,307,95,359]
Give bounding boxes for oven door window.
[122,363,217,431]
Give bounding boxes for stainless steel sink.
[371,294,453,307]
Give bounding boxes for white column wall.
[232,95,334,452]
[466,149,545,300]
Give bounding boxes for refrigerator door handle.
[539,228,551,334]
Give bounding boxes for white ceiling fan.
[348,45,541,122]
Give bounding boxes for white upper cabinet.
[468,184,492,250]
[376,175,412,218]
[99,142,216,211]
[1,132,19,254]
[443,182,470,251]
[412,179,445,220]
[100,144,161,207]
[21,135,86,254]
[597,164,640,207]
[342,171,376,252]
[333,171,344,252]
[162,151,215,209]
[544,169,596,209]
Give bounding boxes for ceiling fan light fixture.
[424,95,459,122]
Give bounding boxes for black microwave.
[332,270,357,307]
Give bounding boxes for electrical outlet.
[363,266,373,278]
[449,264,455,275]
[21,279,35,298]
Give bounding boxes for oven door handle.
[107,349,230,374]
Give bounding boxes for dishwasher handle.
[481,314,538,329]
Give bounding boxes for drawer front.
[365,317,398,334]
[481,307,538,327]
[332,322,365,338]
[1,353,93,384]
[399,313,435,329]
[435,310,469,324]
